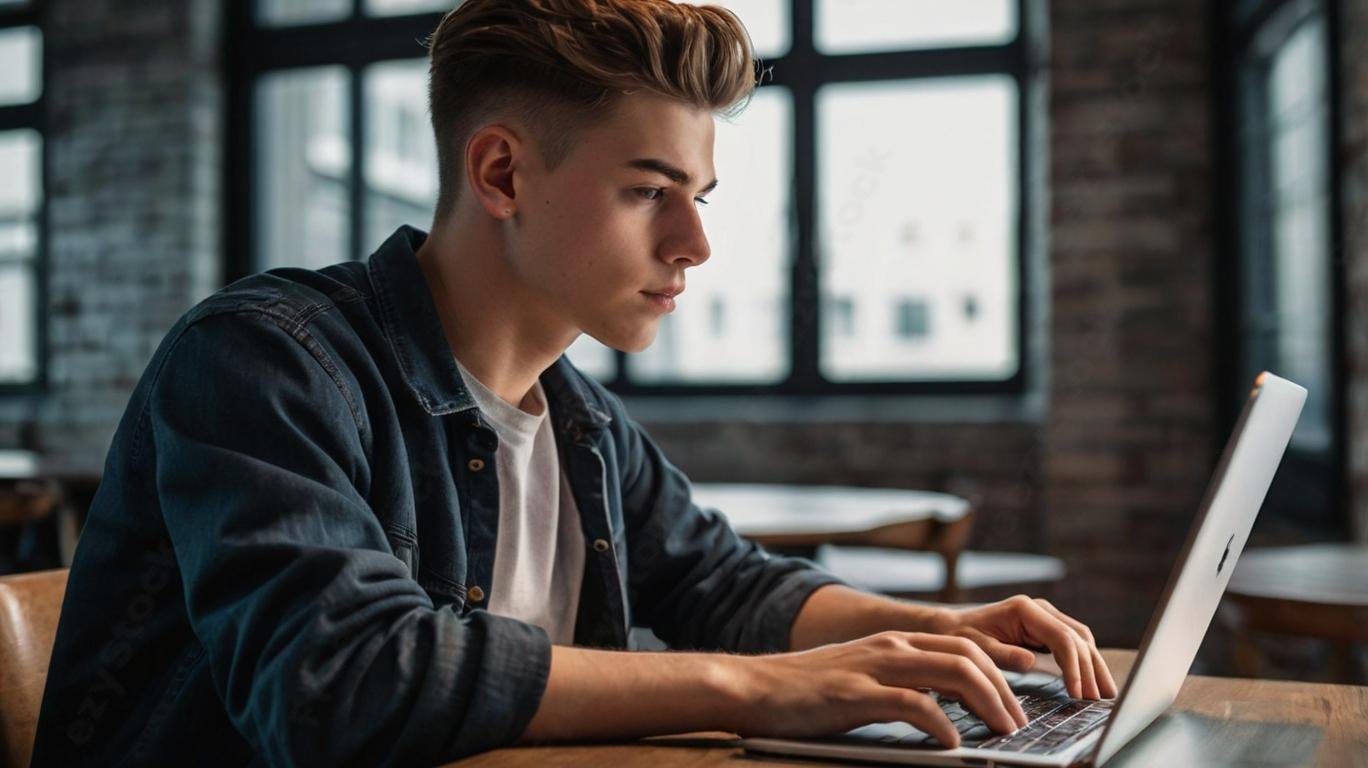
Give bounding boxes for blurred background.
[0,0,1364,684]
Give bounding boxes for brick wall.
[0,0,222,458]
[1045,0,1216,644]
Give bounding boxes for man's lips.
[642,287,681,313]
[642,285,684,299]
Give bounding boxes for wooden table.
[1221,543,1368,679]
[448,649,1368,767]
[693,484,971,549]
[690,483,974,601]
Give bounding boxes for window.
[231,0,1031,396]
[0,3,44,392]
[1221,0,1343,534]
[230,3,446,279]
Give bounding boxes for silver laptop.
[743,371,1307,768]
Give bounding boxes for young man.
[33,1,1114,765]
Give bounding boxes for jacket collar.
[365,225,611,430]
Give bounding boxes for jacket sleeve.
[148,311,550,766]
[606,397,851,654]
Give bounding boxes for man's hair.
[426,0,758,222]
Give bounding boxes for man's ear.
[464,124,523,221]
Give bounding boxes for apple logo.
[1217,534,1234,576]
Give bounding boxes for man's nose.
[662,201,711,267]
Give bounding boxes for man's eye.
[636,187,709,206]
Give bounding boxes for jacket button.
[468,585,485,602]
[467,458,485,472]
[592,538,610,553]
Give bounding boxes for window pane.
[626,86,792,383]
[256,67,351,271]
[1267,18,1332,452]
[815,0,1015,54]
[257,0,351,27]
[0,26,41,106]
[0,263,36,384]
[680,0,789,59]
[565,334,616,381]
[0,128,40,223]
[818,76,1017,381]
[363,59,438,253]
[0,128,38,385]
[364,0,450,15]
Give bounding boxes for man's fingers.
[1074,631,1099,699]
[903,648,1020,735]
[1088,643,1118,698]
[959,626,1035,673]
[1018,600,1084,699]
[868,687,960,748]
[911,634,1027,728]
[1035,600,1116,698]
[1035,599,1096,644]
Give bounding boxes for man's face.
[507,93,716,353]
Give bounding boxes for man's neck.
[415,214,577,414]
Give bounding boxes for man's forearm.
[518,645,746,743]
[517,586,951,745]
[789,584,951,651]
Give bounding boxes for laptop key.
[958,724,993,746]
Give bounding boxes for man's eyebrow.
[624,158,719,194]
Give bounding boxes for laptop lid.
[1090,371,1306,766]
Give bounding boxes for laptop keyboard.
[849,674,1114,757]
[962,695,1113,754]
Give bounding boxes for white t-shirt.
[454,359,583,645]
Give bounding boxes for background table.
[448,649,1368,767]
[1220,543,1368,681]
[693,483,971,551]
[692,483,975,601]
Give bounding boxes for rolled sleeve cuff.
[446,611,552,757]
[742,562,853,654]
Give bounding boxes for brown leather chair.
[0,568,68,768]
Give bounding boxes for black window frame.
[227,0,1033,398]
[0,0,48,396]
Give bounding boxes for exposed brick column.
[0,0,223,457]
[1342,0,1368,542]
[1046,0,1216,645]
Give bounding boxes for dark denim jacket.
[30,226,845,767]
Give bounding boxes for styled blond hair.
[426,0,758,221]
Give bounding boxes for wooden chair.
[0,481,64,571]
[0,568,69,768]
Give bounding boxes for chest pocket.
[385,523,470,611]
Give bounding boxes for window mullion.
[349,66,365,261]
[788,0,819,389]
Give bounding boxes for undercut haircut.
[426,0,759,223]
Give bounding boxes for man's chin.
[587,326,657,355]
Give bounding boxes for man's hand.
[726,631,1028,748]
[521,591,1115,750]
[519,636,1025,748]
[928,595,1118,700]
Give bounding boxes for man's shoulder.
[181,261,372,331]
[144,261,381,420]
